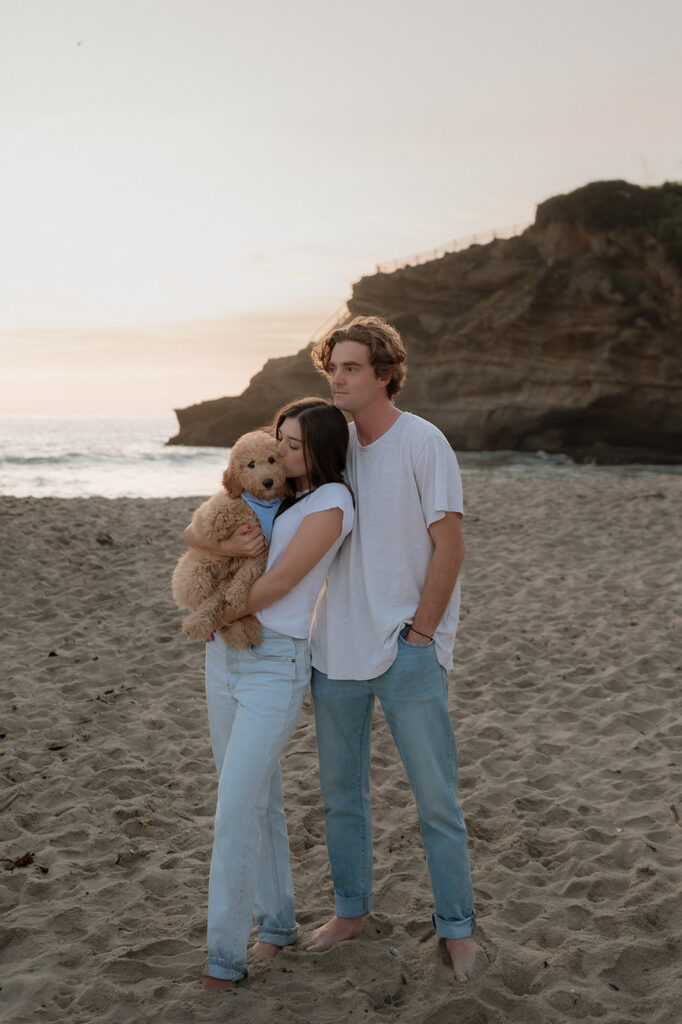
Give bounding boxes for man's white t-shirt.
[257,482,354,640]
[310,412,463,680]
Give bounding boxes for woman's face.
[277,417,308,489]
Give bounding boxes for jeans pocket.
[398,625,435,650]
[247,636,296,663]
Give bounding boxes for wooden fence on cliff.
[375,221,531,274]
[307,220,532,344]
[309,304,351,343]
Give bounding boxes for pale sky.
[1,0,680,414]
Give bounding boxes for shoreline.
[3,452,682,503]
[2,478,681,1023]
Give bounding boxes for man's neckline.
[354,409,403,448]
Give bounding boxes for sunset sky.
[1,0,680,414]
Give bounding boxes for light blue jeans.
[311,628,475,939]
[204,626,310,982]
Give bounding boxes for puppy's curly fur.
[171,431,290,647]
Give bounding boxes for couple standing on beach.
[185,315,478,988]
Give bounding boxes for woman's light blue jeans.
[203,626,310,982]
[311,628,475,939]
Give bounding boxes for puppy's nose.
[262,478,273,489]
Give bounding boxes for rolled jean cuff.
[334,891,374,918]
[203,956,246,982]
[432,910,476,939]
[257,924,299,947]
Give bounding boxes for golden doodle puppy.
[172,431,290,648]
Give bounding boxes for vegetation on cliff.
[536,179,682,267]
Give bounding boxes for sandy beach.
[1,476,680,1024]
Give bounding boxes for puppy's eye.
[268,457,275,464]
[247,460,255,469]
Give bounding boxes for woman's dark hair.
[272,396,352,509]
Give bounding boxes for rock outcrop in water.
[168,180,682,462]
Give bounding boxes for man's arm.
[183,522,266,559]
[407,511,465,644]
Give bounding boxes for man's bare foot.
[201,975,236,991]
[443,936,479,982]
[301,915,364,951]
[251,941,281,959]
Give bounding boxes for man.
[303,315,478,981]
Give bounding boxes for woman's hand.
[224,524,266,558]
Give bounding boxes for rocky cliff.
[168,180,682,462]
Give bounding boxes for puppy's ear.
[222,462,242,499]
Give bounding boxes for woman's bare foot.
[301,915,364,951]
[201,975,236,991]
[443,936,479,981]
[251,941,281,959]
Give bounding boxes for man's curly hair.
[311,315,407,400]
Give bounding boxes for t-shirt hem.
[312,644,455,681]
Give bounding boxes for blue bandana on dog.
[241,491,282,545]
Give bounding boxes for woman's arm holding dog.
[222,508,343,621]
[183,522,266,558]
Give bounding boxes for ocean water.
[0,416,230,499]
[0,416,678,499]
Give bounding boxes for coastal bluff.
[168,180,682,462]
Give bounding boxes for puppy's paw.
[241,615,262,647]
[219,620,256,649]
[182,610,217,641]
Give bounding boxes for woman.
[186,397,354,989]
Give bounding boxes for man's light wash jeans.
[204,627,310,982]
[311,628,475,939]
